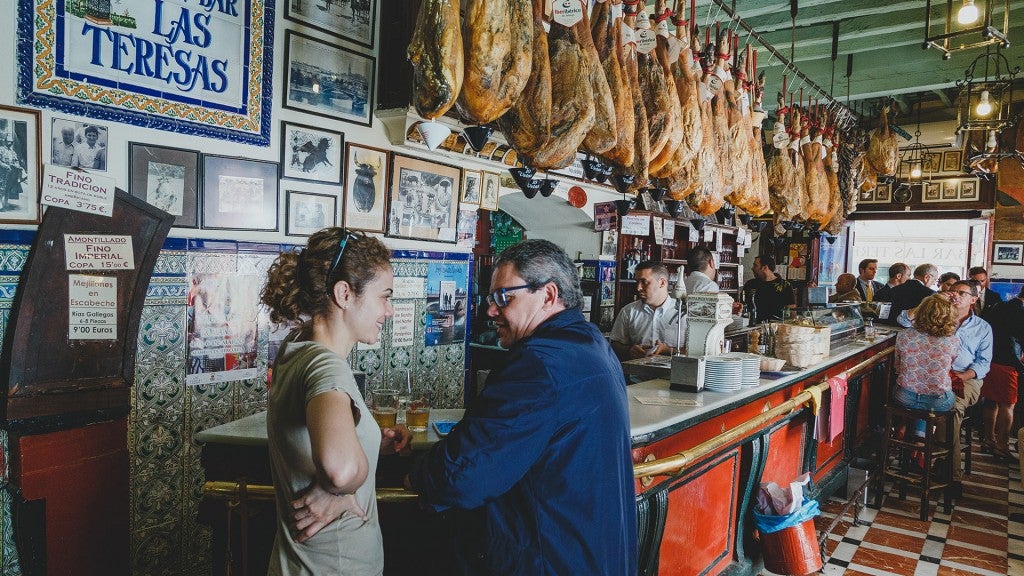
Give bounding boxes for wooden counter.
[197,336,894,576]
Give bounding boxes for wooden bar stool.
[874,404,955,520]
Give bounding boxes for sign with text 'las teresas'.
[18,0,274,145]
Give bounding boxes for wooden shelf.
[718,262,739,267]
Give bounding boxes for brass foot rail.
[202,481,419,503]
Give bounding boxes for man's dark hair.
[494,239,583,308]
[954,280,979,297]
[687,247,714,272]
[757,254,777,272]
[635,260,670,280]
[939,272,960,285]
[858,258,878,272]
[84,125,99,136]
[968,266,988,277]
[888,262,909,279]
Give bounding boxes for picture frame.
[875,182,891,203]
[0,104,42,224]
[480,171,501,212]
[960,179,978,200]
[993,242,1024,265]
[461,170,482,205]
[280,121,344,185]
[284,30,376,127]
[50,118,109,172]
[942,150,961,172]
[921,152,939,174]
[201,155,280,231]
[343,143,390,233]
[284,0,378,49]
[128,142,200,228]
[923,181,941,202]
[942,179,959,199]
[386,153,462,243]
[286,190,338,237]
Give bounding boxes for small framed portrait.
[942,150,962,172]
[993,242,1024,265]
[386,153,462,243]
[921,152,939,174]
[280,121,344,185]
[201,155,280,231]
[0,104,42,224]
[128,143,200,228]
[875,182,891,202]
[480,171,500,212]
[50,118,108,172]
[286,190,338,237]
[343,143,389,233]
[923,181,941,202]
[461,170,482,205]
[942,179,959,199]
[960,179,978,200]
[284,30,376,127]
[285,0,378,49]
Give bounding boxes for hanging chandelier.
[955,45,1019,135]
[899,98,936,183]
[924,0,1011,59]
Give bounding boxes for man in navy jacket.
[410,240,637,575]
[883,263,937,325]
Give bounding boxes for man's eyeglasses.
[951,290,975,298]
[326,231,359,292]
[486,284,533,308]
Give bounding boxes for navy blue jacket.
[883,279,934,325]
[411,308,638,575]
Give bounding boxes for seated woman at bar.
[260,228,411,575]
[893,294,960,437]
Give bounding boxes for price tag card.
[652,216,665,244]
[68,275,117,340]
[703,227,714,242]
[663,218,675,239]
[42,165,115,217]
[64,234,135,271]
[620,213,651,236]
[689,226,700,242]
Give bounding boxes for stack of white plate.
[722,353,763,388]
[704,357,742,392]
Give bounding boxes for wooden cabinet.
[614,211,745,313]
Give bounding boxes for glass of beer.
[370,389,399,429]
[405,388,432,432]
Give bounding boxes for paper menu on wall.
[652,217,664,244]
[620,214,650,236]
[689,227,699,242]
[663,218,675,239]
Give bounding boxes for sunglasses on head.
[325,230,362,293]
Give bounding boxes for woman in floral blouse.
[893,294,960,436]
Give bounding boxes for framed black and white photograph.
[461,169,481,205]
[942,150,961,172]
[942,179,959,199]
[50,118,108,171]
[923,181,941,202]
[284,30,376,127]
[281,121,344,184]
[875,182,891,203]
[993,242,1024,265]
[286,190,337,236]
[480,171,500,211]
[285,0,378,49]
[129,143,200,228]
[0,104,42,224]
[386,153,461,243]
[343,143,389,233]
[202,155,280,231]
[960,179,978,200]
[921,152,939,174]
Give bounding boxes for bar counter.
[197,334,895,576]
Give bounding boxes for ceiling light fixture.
[924,0,1010,59]
[900,98,933,184]
[958,0,979,25]
[955,45,1018,135]
[975,90,992,115]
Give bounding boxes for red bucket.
[760,517,823,575]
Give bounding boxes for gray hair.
[914,263,938,279]
[493,239,583,309]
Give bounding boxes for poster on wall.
[186,273,261,385]
[17,0,275,145]
[424,262,468,347]
[817,233,847,287]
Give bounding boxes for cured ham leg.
[498,0,551,157]
[456,0,532,124]
[594,0,636,169]
[408,0,463,119]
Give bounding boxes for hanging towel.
[827,375,849,444]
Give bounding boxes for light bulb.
[911,165,922,178]
[976,90,992,116]
[957,0,979,25]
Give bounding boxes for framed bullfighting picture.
[281,121,344,185]
[343,143,389,233]
[201,155,280,231]
[128,142,200,228]
[0,104,41,224]
[386,153,461,243]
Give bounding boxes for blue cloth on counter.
[411,308,637,576]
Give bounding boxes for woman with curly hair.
[893,294,961,436]
[261,227,410,575]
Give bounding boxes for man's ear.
[541,282,560,309]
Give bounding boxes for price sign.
[68,275,117,340]
[42,165,115,217]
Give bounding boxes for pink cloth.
[828,375,848,444]
[894,329,959,396]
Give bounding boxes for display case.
[789,303,866,342]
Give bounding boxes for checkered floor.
[763,438,1021,575]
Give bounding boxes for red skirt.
[980,363,1019,404]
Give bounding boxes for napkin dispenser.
[669,355,706,392]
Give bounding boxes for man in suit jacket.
[969,266,1003,314]
[884,263,937,325]
[855,259,885,302]
[874,262,909,302]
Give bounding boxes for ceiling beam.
[932,88,954,108]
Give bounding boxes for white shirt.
[684,270,720,294]
[610,296,686,349]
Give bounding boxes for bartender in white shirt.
[683,247,743,314]
[610,261,685,360]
